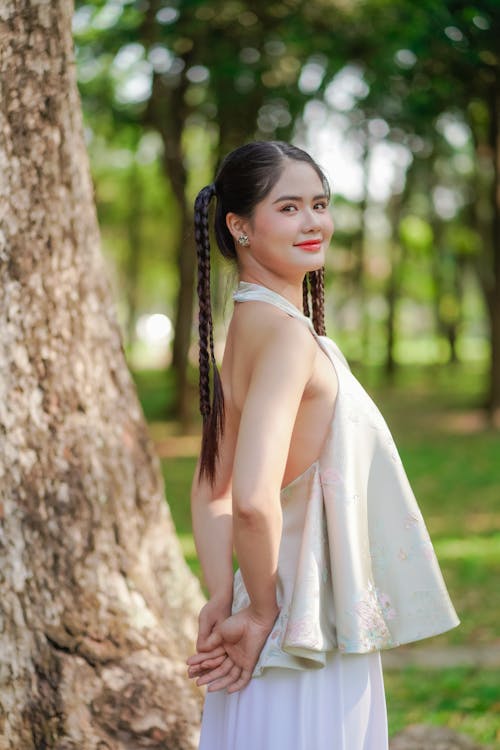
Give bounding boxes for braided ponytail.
[194,184,225,487]
[302,274,310,318]
[303,267,326,336]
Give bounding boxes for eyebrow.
[272,194,329,204]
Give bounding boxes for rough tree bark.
[0,2,205,748]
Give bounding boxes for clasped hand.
[186,597,279,694]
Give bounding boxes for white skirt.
[198,649,389,750]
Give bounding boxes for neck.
[238,274,304,310]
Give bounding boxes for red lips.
[295,239,322,250]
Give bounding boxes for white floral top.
[231,282,460,678]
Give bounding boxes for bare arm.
[186,317,317,693]
[190,455,234,604]
[191,422,235,664]
[231,318,316,622]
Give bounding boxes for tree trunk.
[428,217,461,366]
[0,3,205,748]
[124,159,143,352]
[141,0,197,428]
[353,135,369,369]
[147,72,195,429]
[171,205,197,429]
[384,192,405,381]
[469,82,500,423]
[385,239,398,380]
[487,76,500,423]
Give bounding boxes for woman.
[186,141,460,749]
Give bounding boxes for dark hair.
[194,141,330,487]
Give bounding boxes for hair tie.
[201,183,216,200]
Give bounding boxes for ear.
[226,212,250,243]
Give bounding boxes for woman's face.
[229,159,334,280]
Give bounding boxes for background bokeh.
[73,1,500,745]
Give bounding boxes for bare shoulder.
[231,300,317,364]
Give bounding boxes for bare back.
[205,296,338,502]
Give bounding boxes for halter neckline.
[234,280,303,311]
[232,280,316,329]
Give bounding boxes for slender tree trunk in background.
[429,216,443,357]
[487,79,500,422]
[385,240,398,380]
[0,3,204,748]
[470,83,500,423]
[447,258,465,366]
[172,204,197,428]
[125,159,143,351]
[384,192,405,381]
[142,0,196,427]
[383,160,422,380]
[150,79,195,429]
[355,139,369,369]
[446,321,459,365]
[429,217,460,365]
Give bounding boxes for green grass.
[384,666,500,747]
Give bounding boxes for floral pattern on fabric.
[348,581,397,650]
[284,616,322,648]
[231,569,250,614]
[319,467,344,486]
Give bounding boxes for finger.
[196,614,224,652]
[187,663,211,678]
[186,646,226,665]
[206,665,243,692]
[196,657,235,687]
[198,629,223,652]
[197,632,224,654]
[225,669,252,694]
[197,654,228,671]
[196,614,210,648]
[188,657,225,675]
[186,649,226,668]
[188,654,227,677]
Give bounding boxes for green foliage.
[74,0,499,447]
[130,367,176,421]
[399,216,433,255]
[444,224,482,258]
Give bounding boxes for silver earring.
[237,234,250,247]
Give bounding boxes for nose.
[301,206,322,232]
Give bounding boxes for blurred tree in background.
[65,5,500,744]
[73,0,500,428]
